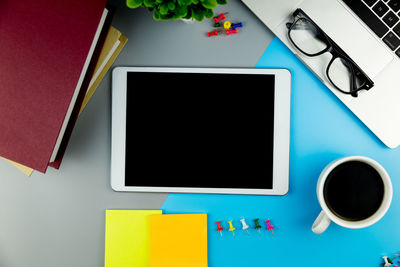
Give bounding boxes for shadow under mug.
[312,156,393,234]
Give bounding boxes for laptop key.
[383,11,399,27]
[394,22,400,36]
[396,47,400,57]
[364,0,379,6]
[388,0,400,12]
[343,0,389,37]
[373,1,390,17]
[383,31,400,49]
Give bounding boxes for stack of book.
[0,0,127,175]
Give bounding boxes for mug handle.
[312,210,331,234]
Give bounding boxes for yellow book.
[105,210,162,267]
[150,214,208,267]
[80,26,128,114]
[3,26,127,176]
[2,158,34,176]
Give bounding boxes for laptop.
[242,0,400,148]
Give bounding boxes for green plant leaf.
[159,13,173,20]
[153,9,161,20]
[134,0,226,21]
[204,8,213,19]
[183,8,192,19]
[168,2,176,10]
[172,13,181,20]
[175,5,188,17]
[160,3,169,14]
[200,0,217,9]
[126,0,144,8]
[143,0,156,8]
[192,7,205,21]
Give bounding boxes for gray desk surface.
[0,1,273,266]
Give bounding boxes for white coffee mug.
[312,156,392,234]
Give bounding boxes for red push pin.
[216,221,224,238]
[265,219,275,236]
[207,29,223,37]
[213,13,226,23]
[226,28,238,36]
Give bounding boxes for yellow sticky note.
[150,214,208,267]
[105,210,162,267]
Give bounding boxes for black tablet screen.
[125,71,275,189]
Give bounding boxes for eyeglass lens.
[327,57,365,94]
[289,18,328,55]
[289,17,365,95]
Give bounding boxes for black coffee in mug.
[323,161,384,221]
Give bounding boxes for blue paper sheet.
[161,37,400,266]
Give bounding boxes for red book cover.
[0,0,107,172]
[48,5,115,170]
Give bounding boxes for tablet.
[111,67,291,195]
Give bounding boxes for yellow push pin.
[227,220,236,237]
[224,21,231,30]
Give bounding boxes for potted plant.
[126,0,228,22]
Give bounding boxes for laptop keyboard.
[343,0,400,58]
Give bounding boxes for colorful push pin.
[213,22,221,27]
[265,219,275,236]
[226,28,238,36]
[223,21,231,29]
[207,29,222,37]
[227,220,236,237]
[231,22,243,30]
[216,221,224,238]
[254,218,262,235]
[382,256,393,267]
[240,218,250,235]
[213,13,226,23]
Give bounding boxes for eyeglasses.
[286,9,374,97]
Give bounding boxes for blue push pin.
[231,22,243,30]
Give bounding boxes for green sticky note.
[105,210,162,267]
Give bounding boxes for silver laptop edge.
[242,0,400,148]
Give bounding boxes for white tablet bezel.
[111,67,291,195]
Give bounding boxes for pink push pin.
[226,28,238,35]
[216,221,224,238]
[265,219,275,236]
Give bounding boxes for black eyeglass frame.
[287,8,374,97]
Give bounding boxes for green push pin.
[254,218,262,235]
